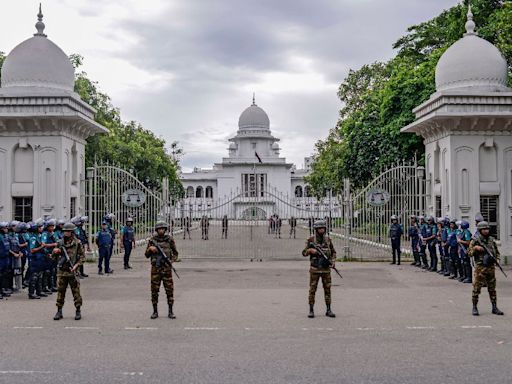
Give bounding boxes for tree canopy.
[306,0,512,194]
[0,52,183,194]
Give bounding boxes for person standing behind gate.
[72,217,89,278]
[200,216,209,240]
[302,220,336,319]
[121,218,135,270]
[289,216,297,239]
[408,216,420,266]
[183,217,191,240]
[389,215,403,265]
[145,221,179,319]
[96,222,112,275]
[221,215,228,239]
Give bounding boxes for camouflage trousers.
[151,265,174,306]
[309,270,332,305]
[56,273,82,308]
[472,266,497,303]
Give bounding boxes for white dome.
[271,142,279,150]
[1,12,75,91]
[229,142,237,150]
[435,9,509,92]
[238,100,270,130]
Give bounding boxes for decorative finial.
[34,3,47,37]
[464,3,476,36]
[252,92,256,106]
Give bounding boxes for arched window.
[196,186,204,198]
[295,185,303,197]
[186,186,194,198]
[205,186,213,198]
[304,186,312,197]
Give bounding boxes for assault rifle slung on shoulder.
[149,239,180,279]
[308,242,342,279]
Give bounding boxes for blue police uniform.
[122,225,135,268]
[0,232,11,298]
[29,232,47,298]
[447,227,459,279]
[408,221,420,266]
[96,228,113,274]
[389,222,403,265]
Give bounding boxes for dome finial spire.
[252,92,256,106]
[34,3,47,37]
[464,2,476,36]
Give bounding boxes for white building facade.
[0,8,106,222]
[180,98,314,219]
[403,7,512,253]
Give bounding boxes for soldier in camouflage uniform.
[51,222,85,321]
[468,221,504,316]
[145,221,179,319]
[302,220,336,318]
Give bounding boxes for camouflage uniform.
[52,236,85,309]
[302,234,336,306]
[145,234,179,306]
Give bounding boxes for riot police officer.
[121,217,135,269]
[302,220,337,318]
[28,219,47,299]
[458,220,472,283]
[389,215,403,265]
[0,222,11,299]
[447,219,460,279]
[72,216,90,278]
[145,221,179,319]
[96,221,113,275]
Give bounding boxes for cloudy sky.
[1,0,458,171]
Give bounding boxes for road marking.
[13,326,44,329]
[124,327,158,330]
[356,328,375,331]
[184,327,221,330]
[461,325,492,329]
[65,326,99,330]
[123,372,144,376]
[0,371,52,374]
[406,326,435,330]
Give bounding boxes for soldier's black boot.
[491,301,504,315]
[308,305,314,318]
[463,265,472,284]
[168,304,176,319]
[75,307,82,320]
[54,307,63,320]
[325,305,336,318]
[472,298,479,316]
[151,304,158,319]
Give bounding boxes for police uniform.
[52,222,85,320]
[302,220,336,318]
[389,216,403,265]
[145,221,179,319]
[121,219,135,269]
[221,216,228,239]
[408,216,420,266]
[0,222,11,299]
[446,221,460,279]
[96,224,113,274]
[458,221,472,283]
[468,221,504,316]
[28,220,47,299]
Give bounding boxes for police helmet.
[460,220,470,230]
[409,215,417,221]
[475,212,484,223]
[46,219,57,227]
[418,216,425,221]
[477,221,490,231]
[313,220,327,229]
[34,218,45,227]
[449,218,457,225]
[63,222,76,231]
[0,221,9,229]
[71,216,82,225]
[427,216,434,222]
[101,220,108,225]
[126,217,134,223]
[436,217,444,224]
[80,216,89,223]
[390,215,398,221]
[155,221,168,230]
[57,219,66,226]
[9,220,20,228]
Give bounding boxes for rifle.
[149,240,180,279]
[479,241,508,278]
[58,243,80,285]
[308,242,343,279]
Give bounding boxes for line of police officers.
[392,212,505,316]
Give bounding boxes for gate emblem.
[122,189,146,207]
[366,188,390,207]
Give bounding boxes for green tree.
[307,0,511,191]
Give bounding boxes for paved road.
[1,252,511,384]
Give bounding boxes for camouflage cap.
[477,221,490,231]
[313,220,327,229]
[63,222,76,231]
[155,221,168,230]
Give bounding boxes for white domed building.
[402,6,512,250]
[0,7,106,221]
[180,96,313,219]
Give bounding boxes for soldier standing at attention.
[146,221,179,319]
[389,215,403,265]
[51,222,85,321]
[302,220,336,319]
[468,221,504,316]
[221,215,228,239]
[121,217,135,269]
